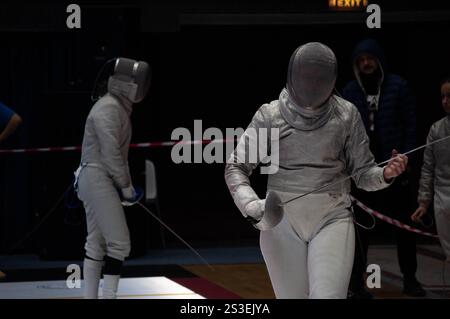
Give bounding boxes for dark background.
[1,0,449,258]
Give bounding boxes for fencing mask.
[108,58,151,103]
[91,57,151,103]
[286,42,337,111]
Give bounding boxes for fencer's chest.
[277,120,346,164]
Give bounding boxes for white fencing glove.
[232,185,265,221]
[120,185,144,206]
[244,199,266,221]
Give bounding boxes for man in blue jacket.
[0,101,22,280]
[342,39,425,298]
[0,102,22,144]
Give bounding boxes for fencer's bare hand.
[411,204,428,223]
[383,149,408,181]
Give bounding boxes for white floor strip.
[0,277,204,299]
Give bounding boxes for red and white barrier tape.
[350,195,438,238]
[0,138,439,239]
[0,138,236,154]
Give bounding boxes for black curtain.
[1,6,449,256]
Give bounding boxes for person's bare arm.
[0,114,22,143]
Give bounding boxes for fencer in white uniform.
[225,42,408,299]
[76,58,151,299]
[412,79,450,264]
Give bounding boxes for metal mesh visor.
[109,58,151,103]
[287,42,337,110]
[133,61,151,103]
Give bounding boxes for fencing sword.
[136,202,215,271]
[260,134,450,230]
[119,187,214,270]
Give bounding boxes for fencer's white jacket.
[80,93,132,189]
[418,115,450,208]
[225,93,392,218]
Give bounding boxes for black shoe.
[347,287,374,299]
[403,278,426,297]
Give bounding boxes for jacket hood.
[352,38,386,70]
[352,38,386,93]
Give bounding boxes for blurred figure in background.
[76,57,150,298]
[0,101,22,280]
[412,78,450,278]
[0,101,22,144]
[343,39,425,298]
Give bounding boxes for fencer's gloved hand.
[244,199,265,222]
[231,185,265,222]
[120,185,144,206]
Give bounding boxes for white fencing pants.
[78,166,131,261]
[260,192,355,299]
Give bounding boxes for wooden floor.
[183,264,275,299]
[184,261,448,299]
[183,264,406,299]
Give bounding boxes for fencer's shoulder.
[333,95,354,109]
[332,95,360,122]
[100,94,120,105]
[254,100,283,126]
[257,100,279,116]
[90,95,122,118]
[435,116,448,126]
[430,116,449,135]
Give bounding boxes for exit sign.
[329,0,369,11]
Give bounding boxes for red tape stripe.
[351,195,438,238]
[0,138,236,154]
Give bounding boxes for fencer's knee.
[84,242,106,261]
[105,239,131,261]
